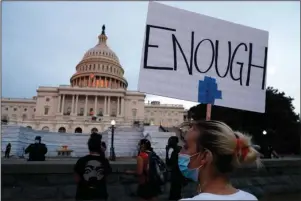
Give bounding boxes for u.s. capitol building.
[1,26,185,133]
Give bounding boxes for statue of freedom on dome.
[102,25,105,35]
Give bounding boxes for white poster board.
[138,2,269,113]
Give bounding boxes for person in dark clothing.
[101,141,107,153]
[25,136,47,161]
[137,139,161,201]
[126,139,161,201]
[166,136,186,200]
[5,143,11,158]
[267,145,279,158]
[74,133,112,201]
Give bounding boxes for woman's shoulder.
[138,152,149,159]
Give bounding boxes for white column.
[57,95,61,113]
[121,97,125,116]
[71,95,75,114]
[104,96,107,115]
[61,95,65,115]
[117,97,120,116]
[108,96,111,116]
[84,95,88,116]
[94,96,98,115]
[75,95,79,115]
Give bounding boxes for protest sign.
[138,2,269,113]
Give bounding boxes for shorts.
[137,182,161,200]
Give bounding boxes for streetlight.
[109,120,116,161]
[262,130,267,135]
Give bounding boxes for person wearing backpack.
[126,139,163,201]
[74,133,112,200]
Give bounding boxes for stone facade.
[2,159,301,201]
[1,26,185,133]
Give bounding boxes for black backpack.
[147,151,168,185]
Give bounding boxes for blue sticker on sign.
[198,76,222,104]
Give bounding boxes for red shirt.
[138,151,149,184]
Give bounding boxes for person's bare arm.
[136,156,144,176]
[125,156,143,176]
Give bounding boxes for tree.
[188,87,300,154]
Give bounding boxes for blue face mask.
[178,153,202,182]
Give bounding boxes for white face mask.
[35,140,40,144]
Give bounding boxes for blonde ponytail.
[233,131,261,168]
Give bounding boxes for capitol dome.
[70,25,128,89]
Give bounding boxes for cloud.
[268,66,277,76]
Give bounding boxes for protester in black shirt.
[74,133,112,201]
[166,136,186,200]
[101,141,107,153]
[25,136,47,161]
[5,143,11,158]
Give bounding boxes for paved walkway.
[2,156,300,165]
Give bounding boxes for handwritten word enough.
[143,25,268,90]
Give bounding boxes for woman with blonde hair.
[178,120,259,200]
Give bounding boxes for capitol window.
[5,108,8,111]
[98,109,103,116]
[24,108,27,112]
[46,98,50,102]
[44,107,49,115]
[111,109,117,117]
[14,108,17,111]
[79,108,84,116]
[132,109,137,118]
